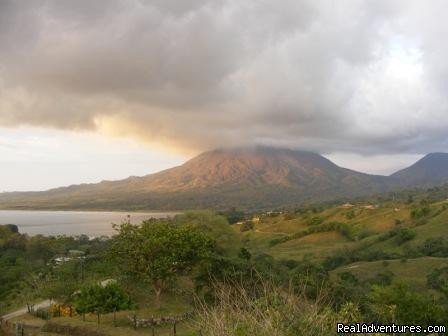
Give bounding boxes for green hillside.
[2,188,448,335]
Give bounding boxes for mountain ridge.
[0,147,447,210]
[391,152,448,186]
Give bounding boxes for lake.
[0,210,179,237]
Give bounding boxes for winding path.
[0,300,51,321]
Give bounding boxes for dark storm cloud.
[1,0,447,154]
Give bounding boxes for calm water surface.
[0,210,178,236]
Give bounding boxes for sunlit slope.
[331,257,448,290]
[241,200,448,262]
[0,147,391,210]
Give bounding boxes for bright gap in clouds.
[384,39,423,81]
[0,127,187,192]
[325,152,423,176]
[0,125,425,192]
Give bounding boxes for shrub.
[269,236,291,246]
[345,210,356,220]
[427,266,448,298]
[394,228,416,245]
[334,223,356,241]
[410,207,430,220]
[419,238,448,257]
[368,283,447,325]
[308,216,324,226]
[240,221,254,232]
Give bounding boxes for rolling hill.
[0,147,447,210]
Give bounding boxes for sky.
[1,0,447,191]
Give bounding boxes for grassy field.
[240,201,448,262]
[331,257,448,290]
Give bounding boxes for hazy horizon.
[1,138,426,192]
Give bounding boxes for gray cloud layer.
[1,0,448,154]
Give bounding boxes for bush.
[427,266,448,298]
[345,210,356,220]
[379,227,416,245]
[308,216,324,226]
[368,283,447,325]
[410,207,430,220]
[217,208,245,224]
[394,228,416,245]
[334,223,356,241]
[419,238,448,257]
[240,221,254,232]
[269,236,291,246]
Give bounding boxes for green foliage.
[427,266,448,298]
[110,219,215,302]
[290,260,328,299]
[238,248,252,260]
[40,260,82,303]
[174,211,240,254]
[331,272,364,309]
[410,206,430,219]
[419,237,448,257]
[0,225,111,310]
[394,228,416,245]
[195,280,361,336]
[270,221,357,246]
[218,208,246,224]
[378,227,416,245]
[74,282,134,322]
[307,216,324,226]
[240,221,254,232]
[368,283,447,325]
[345,210,356,220]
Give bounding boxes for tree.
[427,266,448,298]
[74,282,133,324]
[394,228,416,245]
[174,211,240,254]
[217,208,245,224]
[40,260,80,305]
[110,220,214,306]
[368,283,446,325]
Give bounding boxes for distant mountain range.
[1,147,448,211]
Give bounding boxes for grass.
[330,257,448,290]
[193,280,357,336]
[237,201,448,263]
[269,232,351,260]
[8,309,198,336]
[45,314,197,336]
